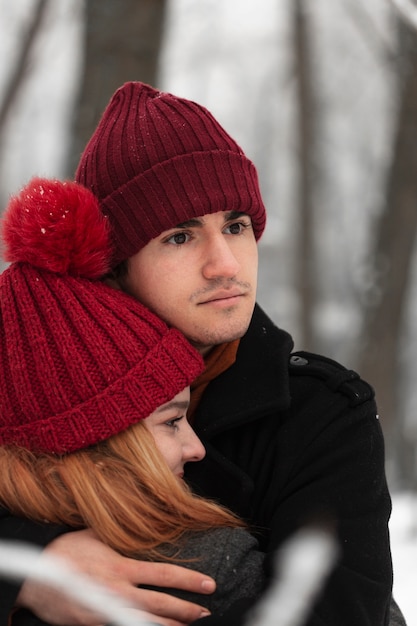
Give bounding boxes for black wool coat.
[185,304,393,626]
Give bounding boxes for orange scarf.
[188,339,240,423]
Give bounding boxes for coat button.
[290,355,309,366]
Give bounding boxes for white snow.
[391,492,417,625]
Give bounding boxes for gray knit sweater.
[152,526,266,615]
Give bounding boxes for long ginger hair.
[0,421,242,560]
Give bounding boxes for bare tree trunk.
[357,20,417,482]
[0,0,49,164]
[293,0,316,350]
[67,0,167,175]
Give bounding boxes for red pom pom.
[1,178,112,278]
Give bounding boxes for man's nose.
[202,235,240,280]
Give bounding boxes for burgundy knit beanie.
[0,178,204,454]
[75,81,266,266]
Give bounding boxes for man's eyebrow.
[173,211,248,229]
[225,210,248,220]
[155,400,190,414]
[173,218,203,229]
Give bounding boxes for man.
[1,82,399,625]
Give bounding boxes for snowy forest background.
[1,0,417,623]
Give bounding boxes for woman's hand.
[16,529,215,626]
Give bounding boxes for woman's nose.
[183,423,206,463]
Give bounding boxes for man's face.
[119,210,258,354]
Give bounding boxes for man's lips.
[198,289,245,304]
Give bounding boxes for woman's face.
[144,387,205,478]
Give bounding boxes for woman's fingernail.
[201,579,216,592]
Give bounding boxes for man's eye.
[225,222,248,235]
[166,232,189,245]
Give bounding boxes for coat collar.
[194,304,294,437]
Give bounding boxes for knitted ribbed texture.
[75,81,266,265]
[0,267,203,454]
[0,179,204,454]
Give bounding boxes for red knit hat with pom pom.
[0,178,204,454]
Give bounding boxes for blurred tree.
[67,0,167,175]
[0,0,49,194]
[357,15,417,485]
[293,0,316,351]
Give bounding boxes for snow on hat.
[0,178,204,454]
[75,81,266,266]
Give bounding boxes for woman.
[0,178,265,625]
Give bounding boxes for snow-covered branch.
[248,528,338,626]
[391,0,417,30]
[0,541,147,626]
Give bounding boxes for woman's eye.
[166,232,190,245]
[165,417,183,429]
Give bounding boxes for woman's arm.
[5,525,215,626]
